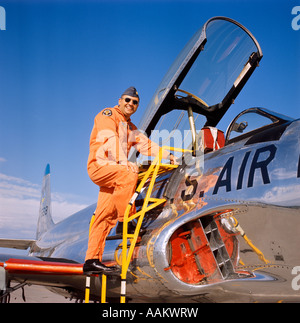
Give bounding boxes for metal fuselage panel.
[122,119,300,301]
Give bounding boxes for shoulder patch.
[102,109,112,117]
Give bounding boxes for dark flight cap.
[121,86,139,99]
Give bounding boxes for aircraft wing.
[0,256,83,275]
[0,253,87,302]
[0,238,36,250]
[0,253,119,302]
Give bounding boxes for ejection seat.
[198,126,225,153]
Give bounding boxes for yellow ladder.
[85,273,107,303]
[120,146,189,303]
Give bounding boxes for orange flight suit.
[85,106,169,261]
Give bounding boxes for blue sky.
[0,0,299,239]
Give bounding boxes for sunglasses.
[124,97,139,105]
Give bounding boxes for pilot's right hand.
[127,161,139,174]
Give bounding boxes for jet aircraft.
[1,16,300,303]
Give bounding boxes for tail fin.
[36,164,54,239]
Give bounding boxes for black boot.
[83,259,120,276]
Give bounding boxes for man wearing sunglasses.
[83,87,174,275]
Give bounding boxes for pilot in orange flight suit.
[83,87,173,275]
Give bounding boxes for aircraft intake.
[164,213,240,285]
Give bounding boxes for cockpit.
[135,17,266,165]
[225,107,294,144]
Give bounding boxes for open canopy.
[139,17,263,136]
